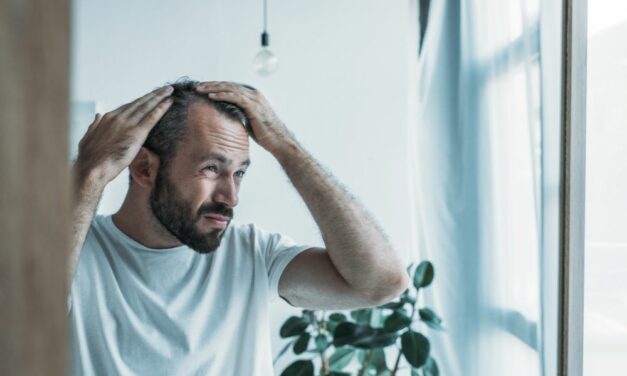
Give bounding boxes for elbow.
[368,272,411,305]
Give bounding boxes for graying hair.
[144,78,250,163]
[130,78,250,184]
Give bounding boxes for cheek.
[190,179,218,205]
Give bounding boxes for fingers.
[136,97,174,132]
[208,92,258,115]
[107,86,173,120]
[109,93,149,116]
[195,81,225,93]
[195,81,256,95]
[79,113,102,149]
[238,83,258,91]
[87,113,103,132]
[110,102,133,116]
[123,86,174,122]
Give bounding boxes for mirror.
[68,1,416,375]
[68,0,554,375]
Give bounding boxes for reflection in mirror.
[67,0,563,375]
[69,1,413,375]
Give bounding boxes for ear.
[129,147,161,188]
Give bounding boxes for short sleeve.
[255,226,312,303]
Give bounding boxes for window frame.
[557,0,588,375]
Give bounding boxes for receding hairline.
[186,100,251,136]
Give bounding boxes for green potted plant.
[275,261,443,376]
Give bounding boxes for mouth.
[202,214,230,229]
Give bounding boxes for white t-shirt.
[68,214,311,376]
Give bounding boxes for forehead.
[179,102,250,163]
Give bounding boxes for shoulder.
[82,214,106,246]
[225,220,267,249]
[71,215,110,290]
[228,220,296,244]
[226,221,300,256]
[79,214,118,263]
[88,214,109,236]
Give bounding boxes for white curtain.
[407,0,547,374]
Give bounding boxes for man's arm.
[272,139,410,307]
[195,82,410,309]
[68,163,106,288]
[67,87,174,288]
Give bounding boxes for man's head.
[130,79,251,254]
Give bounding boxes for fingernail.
[164,86,174,93]
[208,93,216,97]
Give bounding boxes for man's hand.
[195,81,292,155]
[75,85,174,185]
[198,81,408,310]
[67,86,173,289]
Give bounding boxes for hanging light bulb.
[253,0,278,75]
[254,32,278,75]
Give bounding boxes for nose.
[212,176,239,208]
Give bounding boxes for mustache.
[197,203,233,219]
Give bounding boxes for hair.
[130,78,250,184]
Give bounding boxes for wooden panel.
[0,0,70,375]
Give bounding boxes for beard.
[149,167,233,254]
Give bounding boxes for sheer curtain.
[407,0,545,374]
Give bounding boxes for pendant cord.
[263,0,268,32]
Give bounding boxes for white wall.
[71,0,415,372]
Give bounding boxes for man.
[69,79,409,375]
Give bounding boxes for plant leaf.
[352,329,399,349]
[280,316,309,338]
[273,338,296,365]
[329,347,355,370]
[333,322,374,347]
[357,348,366,363]
[413,261,435,289]
[328,372,352,376]
[406,262,415,275]
[401,294,417,305]
[280,359,314,376]
[315,333,329,352]
[418,308,444,330]
[302,310,315,324]
[351,308,373,324]
[329,313,348,322]
[401,331,430,368]
[371,308,385,328]
[383,311,412,332]
[422,357,439,376]
[293,332,311,354]
[328,313,347,334]
[377,301,405,310]
[327,320,339,335]
[370,347,388,371]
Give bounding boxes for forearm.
[65,86,173,289]
[68,163,105,288]
[272,137,409,300]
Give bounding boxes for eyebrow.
[197,152,251,167]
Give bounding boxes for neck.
[112,185,182,249]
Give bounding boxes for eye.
[203,165,218,173]
[235,170,246,178]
